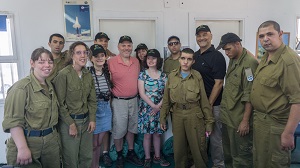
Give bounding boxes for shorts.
[94,100,112,134]
[111,97,138,139]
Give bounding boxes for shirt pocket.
[259,77,278,99]
[186,85,200,102]
[67,82,81,100]
[27,101,50,128]
[169,82,179,101]
[228,77,240,100]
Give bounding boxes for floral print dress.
[138,70,167,134]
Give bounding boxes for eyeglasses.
[168,41,180,46]
[74,50,90,56]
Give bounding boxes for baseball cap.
[94,32,110,41]
[119,35,132,43]
[134,43,148,52]
[90,44,106,56]
[216,33,242,50]
[147,49,161,58]
[195,25,211,35]
[167,35,180,43]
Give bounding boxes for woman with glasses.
[89,44,113,168]
[2,47,60,167]
[53,41,97,168]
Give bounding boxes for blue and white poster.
[64,4,93,41]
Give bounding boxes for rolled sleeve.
[281,61,300,104]
[2,88,26,133]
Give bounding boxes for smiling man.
[108,35,143,168]
[216,33,258,168]
[192,25,226,168]
[250,20,300,168]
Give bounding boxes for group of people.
[2,19,300,168]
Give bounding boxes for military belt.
[174,102,199,110]
[70,112,89,119]
[24,126,56,137]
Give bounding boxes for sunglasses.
[168,41,180,46]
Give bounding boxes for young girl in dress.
[138,49,170,168]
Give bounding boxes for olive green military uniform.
[160,68,214,168]
[47,50,69,81]
[106,48,115,57]
[250,44,300,168]
[163,56,180,76]
[220,48,258,168]
[2,73,60,168]
[53,65,97,168]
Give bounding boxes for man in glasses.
[192,25,226,168]
[163,35,181,75]
[47,33,69,81]
[108,35,143,168]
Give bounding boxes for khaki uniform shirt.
[163,56,180,76]
[2,73,58,132]
[250,44,300,124]
[106,49,116,57]
[160,68,214,131]
[220,48,258,128]
[53,65,97,125]
[47,50,69,81]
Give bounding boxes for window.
[0,13,18,100]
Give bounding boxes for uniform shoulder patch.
[245,67,253,81]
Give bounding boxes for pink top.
[108,54,140,97]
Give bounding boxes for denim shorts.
[94,100,112,134]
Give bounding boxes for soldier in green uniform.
[250,20,300,168]
[53,41,97,168]
[216,33,258,168]
[47,33,69,81]
[163,36,181,76]
[160,48,214,168]
[2,47,60,167]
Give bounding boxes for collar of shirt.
[261,43,285,64]
[232,48,247,66]
[30,72,54,93]
[174,68,196,79]
[199,45,216,55]
[116,54,134,66]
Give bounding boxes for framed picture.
[63,0,93,41]
[255,32,290,60]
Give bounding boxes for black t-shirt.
[192,45,226,106]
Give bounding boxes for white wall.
[0,0,300,163]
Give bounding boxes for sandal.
[144,158,151,168]
[153,155,170,167]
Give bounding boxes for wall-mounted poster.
[63,0,93,41]
[255,32,290,61]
